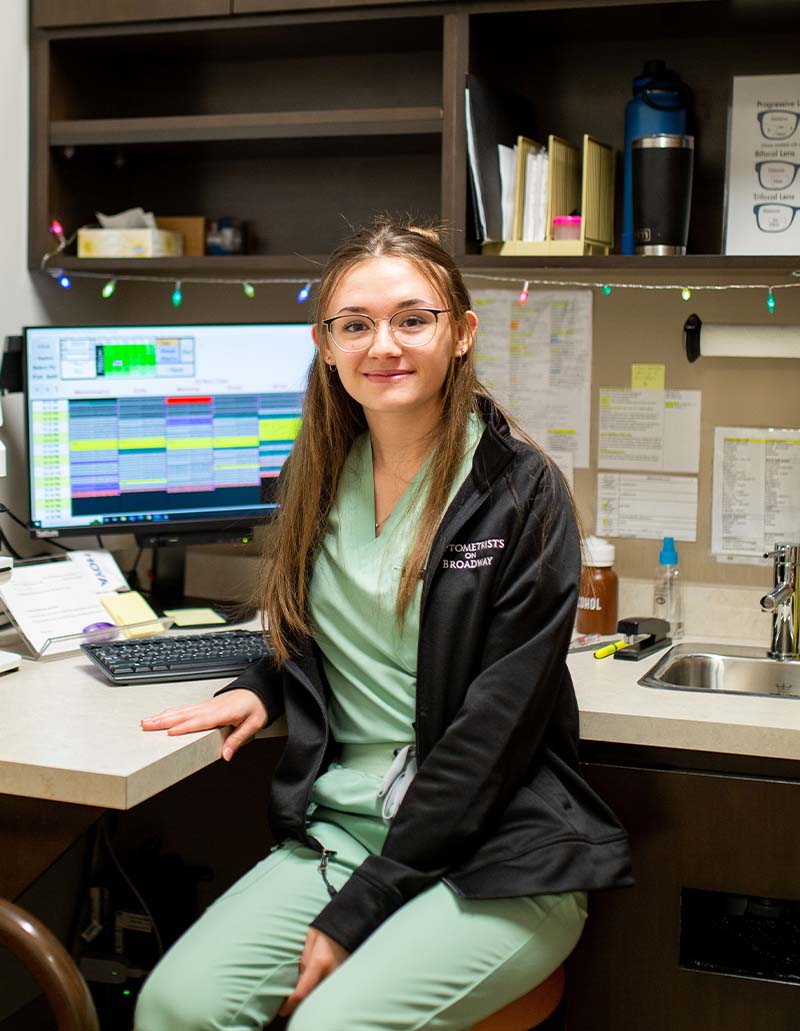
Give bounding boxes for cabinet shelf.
[50,255,328,273]
[46,254,800,278]
[460,255,800,275]
[50,107,443,147]
[30,1,800,276]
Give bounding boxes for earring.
[327,362,336,373]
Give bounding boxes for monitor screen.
[24,323,316,538]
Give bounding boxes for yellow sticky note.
[631,363,665,389]
[164,607,226,627]
[100,591,159,637]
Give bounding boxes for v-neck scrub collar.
[308,413,484,749]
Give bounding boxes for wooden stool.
[0,898,99,1031]
[470,964,565,1031]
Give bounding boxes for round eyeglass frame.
[322,308,452,352]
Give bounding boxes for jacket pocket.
[451,778,577,877]
[524,765,582,835]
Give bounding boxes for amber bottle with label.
[577,536,618,635]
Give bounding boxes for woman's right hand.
[141,689,268,761]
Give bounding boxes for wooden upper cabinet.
[32,0,232,29]
[232,0,433,11]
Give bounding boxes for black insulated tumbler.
[632,134,694,255]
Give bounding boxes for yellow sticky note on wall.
[100,591,159,637]
[631,363,666,389]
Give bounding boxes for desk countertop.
[0,645,285,810]
[2,635,799,810]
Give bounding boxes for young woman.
[135,219,632,1031]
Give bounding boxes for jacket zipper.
[414,487,493,761]
[284,656,330,856]
[318,848,339,898]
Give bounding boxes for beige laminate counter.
[0,645,285,810]
[1,634,799,810]
[571,634,800,761]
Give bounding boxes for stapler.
[612,617,671,661]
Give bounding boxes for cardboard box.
[156,216,207,257]
[77,227,183,258]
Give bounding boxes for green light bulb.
[601,284,612,296]
[172,282,183,308]
[243,282,255,298]
[101,279,116,299]
[767,289,776,314]
[681,287,691,301]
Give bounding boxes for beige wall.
[572,273,800,588]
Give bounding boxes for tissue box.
[156,216,206,257]
[77,228,183,258]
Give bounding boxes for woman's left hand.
[277,927,349,1017]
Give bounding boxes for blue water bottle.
[622,60,690,255]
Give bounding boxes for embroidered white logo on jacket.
[441,538,505,570]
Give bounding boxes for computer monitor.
[23,322,317,610]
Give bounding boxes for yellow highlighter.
[593,639,631,659]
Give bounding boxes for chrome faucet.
[761,544,799,660]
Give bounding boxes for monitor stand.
[142,534,257,628]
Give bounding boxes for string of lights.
[47,266,319,306]
[42,220,800,313]
[463,273,800,313]
[42,220,319,305]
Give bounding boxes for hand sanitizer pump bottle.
[654,536,684,639]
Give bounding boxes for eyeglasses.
[322,308,451,352]
[757,110,800,141]
[755,160,800,190]
[754,202,800,233]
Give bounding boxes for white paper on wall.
[596,472,698,542]
[597,388,701,473]
[472,289,592,467]
[711,426,800,558]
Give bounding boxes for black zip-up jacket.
[221,400,633,954]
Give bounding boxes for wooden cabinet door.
[567,763,800,1031]
[32,0,231,28]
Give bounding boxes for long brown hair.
[259,216,483,663]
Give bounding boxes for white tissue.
[95,207,157,229]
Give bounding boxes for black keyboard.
[82,630,270,685]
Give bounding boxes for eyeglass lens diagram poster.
[725,73,800,255]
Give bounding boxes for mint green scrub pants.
[134,810,587,1031]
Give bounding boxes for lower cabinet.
[567,762,800,1030]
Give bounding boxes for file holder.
[483,134,615,257]
[6,614,174,660]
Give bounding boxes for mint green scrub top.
[306,415,484,853]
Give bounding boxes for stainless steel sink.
[639,642,800,699]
